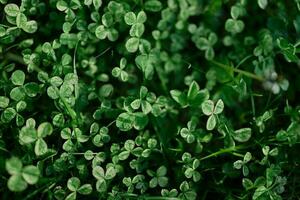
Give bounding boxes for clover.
[92,165,117,192]
[65,177,92,200]
[130,86,153,115]
[147,166,168,188]
[95,12,119,41]
[5,157,40,192]
[184,159,201,182]
[195,32,218,60]
[124,11,147,52]
[60,127,89,152]
[112,58,129,82]
[201,99,224,130]
[233,152,252,176]
[4,3,38,33]
[19,118,53,156]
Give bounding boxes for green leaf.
[144,0,163,12]
[225,19,244,34]
[133,112,149,130]
[23,20,38,33]
[253,186,268,200]
[4,3,20,17]
[116,112,134,131]
[16,13,27,28]
[6,157,23,175]
[93,0,102,10]
[201,100,214,116]
[206,114,216,130]
[232,128,252,142]
[37,122,53,138]
[242,178,253,190]
[65,192,76,200]
[78,184,93,195]
[19,127,37,144]
[68,177,81,191]
[24,82,40,97]
[158,177,168,187]
[118,151,130,160]
[34,138,48,156]
[157,166,167,176]
[10,87,26,101]
[96,178,107,192]
[137,11,147,24]
[170,90,187,107]
[95,25,107,39]
[11,70,25,86]
[7,175,27,192]
[105,166,116,180]
[126,37,140,53]
[258,0,268,9]
[93,166,105,179]
[22,165,40,184]
[0,96,10,108]
[214,99,224,114]
[56,0,68,11]
[124,12,136,25]
[2,107,16,122]
[187,81,200,101]
[149,177,158,188]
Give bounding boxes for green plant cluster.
[1,0,300,199]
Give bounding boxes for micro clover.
[195,32,218,60]
[1,100,27,126]
[95,12,119,41]
[124,11,147,52]
[4,3,38,33]
[60,127,89,152]
[147,166,168,188]
[225,3,245,34]
[65,177,92,200]
[184,159,201,182]
[112,58,129,82]
[201,99,224,130]
[141,138,158,157]
[6,157,40,192]
[19,119,53,156]
[233,152,252,176]
[161,188,179,198]
[92,165,117,192]
[178,181,197,200]
[170,81,209,108]
[180,117,199,144]
[9,70,40,103]
[130,86,153,114]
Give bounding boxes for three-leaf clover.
[184,159,201,182]
[124,11,147,52]
[195,32,218,60]
[95,12,118,41]
[112,58,129,82]
[19,119,53,156]
[147,166,168,188]
[131,86,153,114]
[92,165,117,192]
[65,177,92,200]
[201,99,224,130]
[233,152,252,176]
[6,157,40,192]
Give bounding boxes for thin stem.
[200,146,236,161]
[210,60,264,82]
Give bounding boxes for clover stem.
[210,60,264,82]
[200,145,247,161]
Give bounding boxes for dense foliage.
[1,0,300,199]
